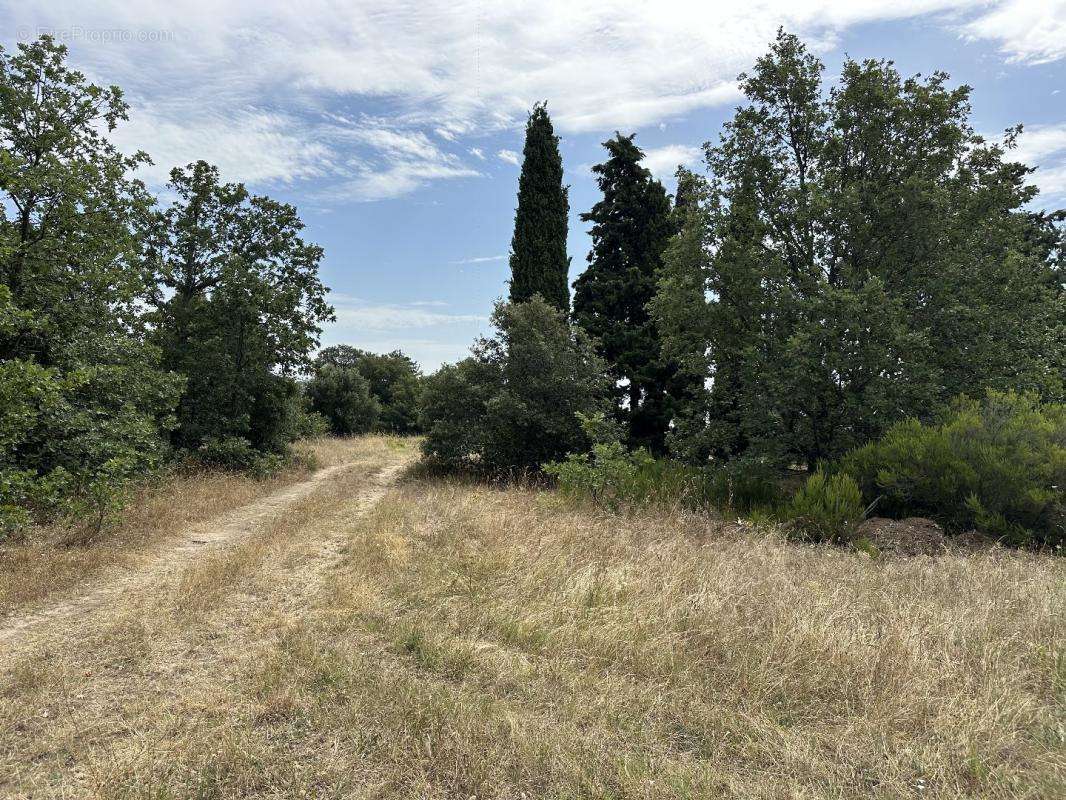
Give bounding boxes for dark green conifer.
[573,133,675,452]
[508,103,570,311]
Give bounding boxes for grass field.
[1,436,1063,798]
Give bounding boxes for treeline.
[0,37,410,533]
[420,31,1065,546]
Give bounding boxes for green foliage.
[147,160,333,457]
[509,103,570,311]
[652,29,1066,467]
[313,345,422,433]
[546,414,782,514]
[573,133,679,453]
[544,413,657,512]
[784,471,865,542]
[420,297,610,473]
[0,37,182,533]
[839,391,1066,546]
[196,436,286,477]
[306,365,380,435]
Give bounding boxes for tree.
[652,29,1065,467]
[146,160,333,456]
[572,133,676,452]
[0,36,182,528]
[314,345,422,433]
[648,168,717,463]
[306,366,379,435]
[421,297,610,472]
[509,103,570,311]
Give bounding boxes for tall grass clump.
[839,391,1065,546]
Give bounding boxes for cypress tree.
[573,133,675,452]
[508,103,570,311]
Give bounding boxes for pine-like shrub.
[784,471,865,542]
[839,391,1065,546]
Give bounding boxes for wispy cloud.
[496,149,520,166]
[331,295,485,331]
[963,0,1066,64]
[642,144,702,178]
[9,0,1061,201]
[452,254,507,264]
[1006,122,1066,203]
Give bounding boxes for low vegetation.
[5,458,1060,798]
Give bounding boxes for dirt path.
[1,438,417,797]
[0,442,412,658]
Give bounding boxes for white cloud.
[963,0,1066,64]
[1004,122,1066,202]
[112,107,332,186]
[1011,122,1066,164]
[452,254,506,264]
[496,149,521,166]
[469,147,486,160]
[331,296,485,331]
[642,144,702,178]
[9,0,1059,199]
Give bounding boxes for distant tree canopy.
[509,103,570,311]
[421,297,610,472]
[0,36,182,528]
[573,133,678,453]
[652,29,1066,467]
[146,160,333,457]
[310,345,422,435]
[306,365,378,436]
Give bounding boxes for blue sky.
[3,1,1065,370]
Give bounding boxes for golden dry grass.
[1,443,1063,799]
[0,438,340,615]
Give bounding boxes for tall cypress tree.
[509,103,570,311]
[573,133,675,452]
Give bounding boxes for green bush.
[196,437,285,477]
[784,471,865,542]
[839,391,1065,546]
[544,413,658,511]
[306,366,380,435]
[420,297,611,473]
[546,414,782,514]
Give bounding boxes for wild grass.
[23,464,1060,799]
[0,437,337,615]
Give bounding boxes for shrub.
[545,415,783,514]
[784,471,865,542]
[420,297,611,473]
[839,391,1066,546]
[545,413,657,511]
[306,366,380,435]
[196,436,285,477]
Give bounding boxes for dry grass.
[1,446,1063,798]
[0,437,338,616]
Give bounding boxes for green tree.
[146,160,333,457]
[421,297,610,472]
[573,133,676,452]
[0,36,181,529]
[653,30,1065,467]
[509,103,570,311]
[306,366,379,435]
[314,345,422,433]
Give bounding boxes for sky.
[3,0,1065,371]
